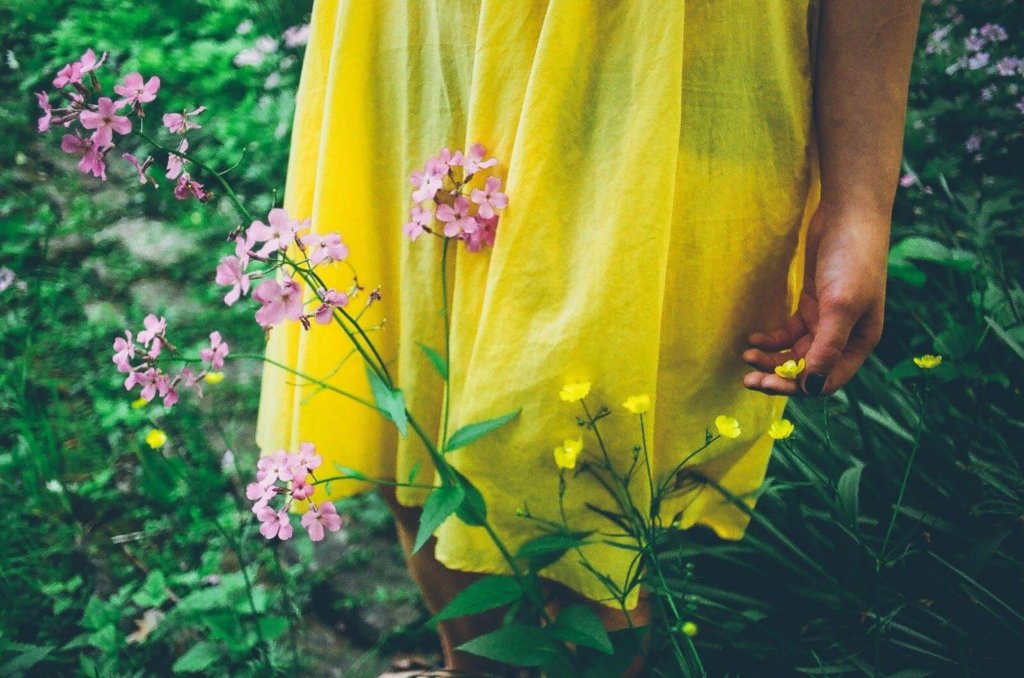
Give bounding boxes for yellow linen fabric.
[257,0,822,610]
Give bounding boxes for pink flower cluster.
[404,144,508,252]
[112,316,228,407]
[37,47,212,200]
[215,207,355,329]
[246,443,344,542]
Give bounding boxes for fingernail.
[804,373,827,396]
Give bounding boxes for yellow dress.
[257,0,822,610]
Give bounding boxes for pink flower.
[301,501,343,542]
[257,506,293,540]
[112,331,135,372]
[403,205,432,241]
[292,442,322,474]
[178,367,203,399]
[60,134,108,180]
[300,231,348,266]
[453,143,498,176]
[257,450,295,487]
[290,476,314,500]
[314,288,349,325]
[410,168,443,204]
[80,97,131,146]
[79,48,108,74]
[252,277,304,327]
[246,482,275,513]
[36,92,52,133]
[163,106,206,134]
[123,153,158,187]
[53,62,83,88]
[137,314,167,356]
[462,214,499,252]
[435,195,478,237]
[126,367,160,402]
[173,173,210,201]
[470,176,508,219]
[215,255,251,306]
[200,331,229,369]
[899,172,917,188]
[114,72,161,107]
[246,208,306,257]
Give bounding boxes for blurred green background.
[1,0,1023,676]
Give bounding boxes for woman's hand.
[741,0,921,397]
[742,205,889,396]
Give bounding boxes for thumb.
[801,308,855,396]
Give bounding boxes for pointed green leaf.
[332,463,369,481]
[456,625,563,666]
[444,409,521,452]
[431,576,523,622]
[453,468,487,525]
[836,462,864,529]
[547,604,614,654]
[413,484,465,554]
[365,365,407,436]
[172,642,222,674]
[417,341,448,379]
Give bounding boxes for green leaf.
[413,484,465,554]
[516,532,590,571]
[0,644,53,676]
[332,463,369,481]
[453,468,487,526]
[132,570,169,608]
[547,604,614,654]
[444,409,521,452]
[417,341,448,379]
[172,641,222,674]
[456,625,563,666]
[365,365,408,436]
[887,260,927,286]
[578,626,649,678]
[407,459,422,484]
[835,462,864,529]
[889,236,977,271]
[432,576,523,622]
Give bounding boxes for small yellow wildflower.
[204,371,225,384]
[913,354,943,369]
[714,415,741,439]
[145,429,168,449]
[774,357,806,380]
[130,397,149,410]
[622,394,650,415]
[553,437,583,470]
[681,621,699,637]
[768,419,795,440]
[559,381,591,402]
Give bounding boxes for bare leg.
[379,486,516,676]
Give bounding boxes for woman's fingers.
[747,314,808,351]
[742,370,802,396]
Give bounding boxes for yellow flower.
[774,357,806,380]
[145,429,167,449]
[130,397,149,410]
[622,394,650,415]
[559,381,591,402]
[714,415,741,439]
[768,419,795,440]
[204,371,225,384]
[681,621,699,637]
[913,354,943,369]
[553,437,583,470]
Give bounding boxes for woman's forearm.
[814,0,923,222]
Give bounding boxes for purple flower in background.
[283,24,310,48]
[996,57,1023,77]
[967,52,990,71]
[979,24,1008,43]
[965,134,982,153]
